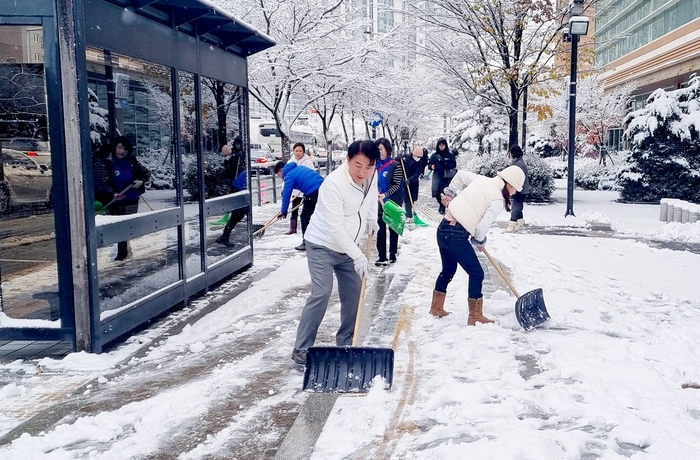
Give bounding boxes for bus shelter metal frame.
[0,0,275,352]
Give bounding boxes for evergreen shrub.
[465,153,555,202]
[619,74,700,202]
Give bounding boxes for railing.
[249,156,344,206]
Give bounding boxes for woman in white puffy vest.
[429,166,525,325]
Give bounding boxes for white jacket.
[304,162,378,261]
[447,170,506,241]
[289,154,316,196]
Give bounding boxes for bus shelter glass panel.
[86,47,178,215]
[199,79,250,266]
[0,24,59,323]
[96,227,179,316]
[178,70,202,279]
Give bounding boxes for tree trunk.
[215,81,227,151]
[508,82,519,148]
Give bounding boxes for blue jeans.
[434,220,484,299]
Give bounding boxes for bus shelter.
[0,0,274,352]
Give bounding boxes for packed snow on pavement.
[1,181,700,459]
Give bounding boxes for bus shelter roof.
[101,0,275,57]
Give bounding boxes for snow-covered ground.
[1,180,700,459]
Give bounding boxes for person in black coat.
[506,144,531,232]
[216,136,249,247]
[427,138,456,214]
[93,136,151,261]
[400,145,426,219]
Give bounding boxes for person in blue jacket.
[274,160,324,251]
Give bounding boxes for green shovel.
[381,199,405,236]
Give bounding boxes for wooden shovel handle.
[399,157,416,209]
[352,234,373,346]
[482,248,520,298]
[251,193,304,237]
[104,184,134,209]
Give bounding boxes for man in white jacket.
[291,140,380,365]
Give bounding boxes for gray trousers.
[294,241,362,350]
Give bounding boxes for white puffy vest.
[448,176,506,235]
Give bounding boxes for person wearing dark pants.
[291,140,379,365]
[428,138,457,214]
[275,160,324,251]
[216,138,248,248]
[506,145,530,232]
[375,138,404,265]
[93,136,151,261]
[430,166,525,324]
[400,145,425,219]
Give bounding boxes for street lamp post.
[564,4,589,217]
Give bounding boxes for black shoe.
[375,258,389,266]
[295,242,306,251]
[390,256,397,264]
[291,349,307,365]
[216,236,235,247]
[114,253,127,262]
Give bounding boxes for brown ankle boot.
[429,290,451,317]
[468,297,494,325]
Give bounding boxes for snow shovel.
[400,157,429,227]
[483,248,550,331]
[380,199,405,236]
[303,235,394,393]
[209,212,230,226]
[251,197,303,239]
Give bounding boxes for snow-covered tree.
[87,87,109,154]
[526,73,635,163]
[618,74,700,202]
[410,0,571,147]
[450,95,508,155]
[217,0,375,156]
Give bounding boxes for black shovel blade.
[515,288,550,331]
[303,346,394,393]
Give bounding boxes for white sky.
[1,180,700,459]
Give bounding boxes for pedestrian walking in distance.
[428,138,457,214]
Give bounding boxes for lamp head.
[562,27,571,43]
[569,16,589,35]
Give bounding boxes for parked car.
[0,149,52,214]
[312,149,343,171]
[0,137,51,166]
[250,143,277,175]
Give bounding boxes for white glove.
[353,255,369,278]
[367,219,379,236]
[132,180,144,189]
[470,236,487,250]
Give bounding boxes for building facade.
[598,0,700,109]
